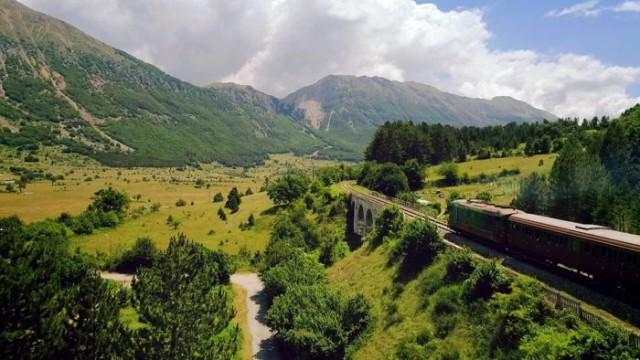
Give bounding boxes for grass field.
[0,145,341,256]
[419,154,557,213]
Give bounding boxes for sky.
[18,0,640,118]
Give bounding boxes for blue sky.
[426,1,640,88]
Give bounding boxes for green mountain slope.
[0,0,323,167]
[282,75,557,158]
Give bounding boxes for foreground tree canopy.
[0,217,240,359]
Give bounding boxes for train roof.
[452,199,520,217]
[510,212,640,252]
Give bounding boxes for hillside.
[0,0,323,167]
[283,75,557,157]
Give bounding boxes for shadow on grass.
[260,205,284,216]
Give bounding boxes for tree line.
[364,117,610,166]
[512,104,640,234]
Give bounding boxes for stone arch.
[357,204,365,222]
[365,209,374,229]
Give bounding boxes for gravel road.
[230,273,280,360]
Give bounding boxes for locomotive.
[448,199,640,291]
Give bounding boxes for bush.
[266,285,372,360]
[397,191,418,204]
[392,219,444,273]
[476,191,492,202]
[89,188,130,217]
[261,253,327,301]
[113,237,158,273]
[369,206,404,245]
[175,199,187,207]
[217,207,227,221]
[358,162,409,197]
[213,192,224,202]
[70,213,95,234]
[462,261,511,302]
[438,163,459,186]
[445,249,477,282]
[266,174,310,206]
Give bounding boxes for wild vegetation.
[512,105,640,234]
[328,206,640,359]
[257,173,373,358]
[0,217,240,358]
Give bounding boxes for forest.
[361,104,640,234]
[512,104,640,234]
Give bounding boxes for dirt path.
[100,272,133,287]
[230,273,280,360]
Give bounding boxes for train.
[448,199,640,292]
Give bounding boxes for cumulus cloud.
[546,1,602,17]
[19,0,640,119]
[614,1,640,12]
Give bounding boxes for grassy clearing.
[232,283,252,360]
[119,306,147,331]
[419,154,556,212]
[0,145,342,256]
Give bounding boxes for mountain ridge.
[0,0,323,167]
[0,0,558,165]
[280,74,556,157]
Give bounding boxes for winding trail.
[230,273,280,360]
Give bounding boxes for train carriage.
[447,198,640,292]
[507,213,640,290]
[448,199,518,245]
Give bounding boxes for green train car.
[448,199,518,245]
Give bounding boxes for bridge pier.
[352,195,378,236]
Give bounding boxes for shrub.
[395,330,434,359]
[89,188,130,217]
[266,174,310,206]
[370,206,404,245]
[431,288,460,338]
[150,203,161,212]
[217,207,227,221]
[245,188,253,196]
[445,249,477,282]
[438,163,459,186]
[476,191,492,202]
[175,199,187,207]
[462,261,511,302]
[113,237,158,273]
[70,213,95,234]
[397,191,418,204]
[266,285,372,360]
[392,219,443,272]
[213,192,224,202]
[261,253,327,301]
[358,162,409,197]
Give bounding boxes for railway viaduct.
[352,194,380,236]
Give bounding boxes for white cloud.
[614,1,640,12]
[546,1,602,17]
[19,0,640,119]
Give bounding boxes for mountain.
[0,0,323,167]
[282,75,557,157]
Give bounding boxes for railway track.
[340,181,640,337]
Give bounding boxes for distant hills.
[0,0,556,166]
[282,75,557,157]
[0,0,322,167]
